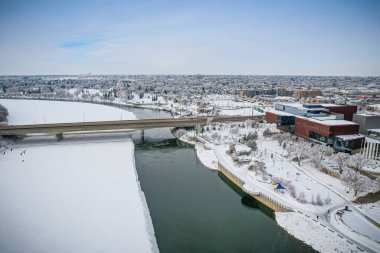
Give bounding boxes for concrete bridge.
[0,115,263,136]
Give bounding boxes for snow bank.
[0,99,136,125]
[276,212,362,253]
[195,145,218,170]
[0,99,157,252]
[0,138,158,253]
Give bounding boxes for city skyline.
[1,0,379,76]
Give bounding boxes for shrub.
[175,129,187,138]
[263,128,273,137]
[315,194,323,206]
[229,128,239,135]
[246,140,257,151]
[297,192,308,203]
[0,104,9,122]
[324,197,331,205]
[287,184,297,198]
[229,144,235,153]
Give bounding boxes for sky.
[0,0,379,76]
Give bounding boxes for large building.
[239,89,276,98]
[295,89,322,99]
[266,103,363,153]
[276,88,294,97]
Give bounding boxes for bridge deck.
[0,115,263,135]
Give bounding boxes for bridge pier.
[141,130,144,142]
[56,133,63,141]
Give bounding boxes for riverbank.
[176,127,377,253]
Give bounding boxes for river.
[130,107,316,253]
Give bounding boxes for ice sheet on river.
[0,138,158,253]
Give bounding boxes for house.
[234,144,252,156]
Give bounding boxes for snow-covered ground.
[0,99,158,253]
[180,121,380,252]
[341,210,380,243]
[358,201,380,224]
[195,144,218,170]
[0,99,136,125]
[276,212,362,253]
[218,108,263,116]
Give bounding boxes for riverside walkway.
[0,115,263,136]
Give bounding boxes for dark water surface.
[132,109,315,253]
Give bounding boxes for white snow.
[341,210,380,243]
[219,108,263,117]
[0,99,136,125]
[276,212,362,253]
[0,99,157,253]
[195,145,218,170]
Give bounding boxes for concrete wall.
[352,114,380,134]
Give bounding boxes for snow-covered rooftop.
[335,134,364,140]
[234,144,252,153]
[266,108,294,116]
[299,116,357,126]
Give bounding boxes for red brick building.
[321,105,357,121]
[294,117,360,141]
[265,103,363,152]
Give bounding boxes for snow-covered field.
[0,99,157,253]
[0,99,136,125]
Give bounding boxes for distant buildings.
[239,89,276,98]
[295,89,322,99]
[276,88,294,97]
[367,104,380,112]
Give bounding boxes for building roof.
[267,108,293,116]
[335,134,364,141]
[297,116,357,126]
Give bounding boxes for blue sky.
[0,0,379,75]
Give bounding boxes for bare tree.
[334,152,350,173]
[309,144,334,169]
[348,154,370,172]
[297,191,307,203]
[275,132,292,146]
[246,140,257,151]
[287,141,311,166]
[341,168,370,196]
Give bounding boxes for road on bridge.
[0,115,263,136]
